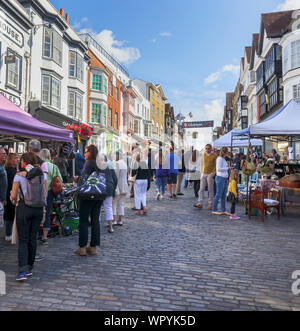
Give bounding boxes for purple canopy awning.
[0,94,74,143]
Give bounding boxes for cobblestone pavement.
[1,186,300,311]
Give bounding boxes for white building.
[17,0,90,132]
[0,0,33,109]
[280,9,300,158]
[130,79,151,143]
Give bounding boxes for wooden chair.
[248,188,281,222]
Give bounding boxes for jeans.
[44,189,55,231]
[213,176,229,213]
[16,201,43,273]
[177,172,184,193]
[79,200,102,248]
[156,177,167,195]
[231,199,236,215]
[5,219,13,237]
[194,180,200,197]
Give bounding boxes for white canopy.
[213,130,263,148]
[245,99,300,136]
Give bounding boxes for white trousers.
[112,195,125,217]
[134,180,148,210]
[103,196,113,221]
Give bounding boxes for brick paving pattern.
[1,186,300,311]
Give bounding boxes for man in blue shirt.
[165,147,180,198]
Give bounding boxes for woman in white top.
[212,147,230,215]
[112,151,128,226]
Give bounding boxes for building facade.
[165,103,176,143]
[17,1,90,133]
[0,0,33,109]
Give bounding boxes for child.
[228,170,241,220]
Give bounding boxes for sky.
[52,0,299,148]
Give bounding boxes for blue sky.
[52,0,298,143]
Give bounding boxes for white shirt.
[216,157,229,178]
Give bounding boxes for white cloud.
[204,64,240,85]
[159,32,172,37]
[203,99,224,126]
[277,0,300,10]
[79,28,141,66]
[151,38,157,43]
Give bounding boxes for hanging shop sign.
[0,89,21,107]
[182,121,214,129]
[0,14,24,48]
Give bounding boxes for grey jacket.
[114,160,129,196]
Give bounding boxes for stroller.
[39,186,79,238]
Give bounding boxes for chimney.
[60,8,64,17]
[65,13,69,23]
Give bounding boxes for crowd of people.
[1,139,266,282]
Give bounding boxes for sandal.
[194,204,203,209]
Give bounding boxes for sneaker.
[112,221,118,226]
[16,272,28,282]
[230,214,241,220]
[40,239,48,246]
[156,193,160,200]
[159,195,163,200]
[117,221,123,226]
[177,193,184,196]
[35,254,45,262]
[27,271,33,277]
[5,236,12,242]
[108,228,114,234]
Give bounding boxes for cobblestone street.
[1,186,300,311]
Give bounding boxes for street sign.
[183,121,214,129]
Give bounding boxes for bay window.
[6,50,22,91]
[43,28,62,65]
[91,103,102,124]
[293,84,300,103]
[291,40,300,70]
[68,91,83,120]
[69,51,84,81]
[42,74,61,110]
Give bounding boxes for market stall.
[232,99,300,218]
[0,94,74,143]
[0,94,79,236]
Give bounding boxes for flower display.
[66,124,93,142]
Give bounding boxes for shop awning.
[247,99,300,136]
[213,130,263,148]
[0,94,74,143]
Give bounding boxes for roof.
[245,47,252,63]
[226,93,234,110]
[253,33,259,52]
[261,10,294,38]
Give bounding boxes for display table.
[277,186,300,216]
[259,179,276,191]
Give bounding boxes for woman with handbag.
[77,145,113,256]
[112,150,128,226]
[39,149,63,245]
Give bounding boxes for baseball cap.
[29,140,41,152]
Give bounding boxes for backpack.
[77,171,107,201]
[20,168,47,208]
